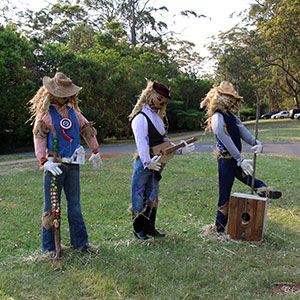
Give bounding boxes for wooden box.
[227,192,268,241]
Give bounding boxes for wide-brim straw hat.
[216,81,242,100]
[43,72,82,98]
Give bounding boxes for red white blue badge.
[59,118,72,130]
[59,118,73,142]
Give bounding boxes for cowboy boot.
[144,207,165,237]
[216,210,227,234]
[132,212,148,240]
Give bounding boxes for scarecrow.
[28,72,102,255]
[200,81,281,233]
[128,80,195,239]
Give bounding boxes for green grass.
[196,118,300,144]
[0,154,36,163]
[1,151,300,299]
[100,119,300,145]
[1,119,300,299]
[167,118,300,144]
[244,119,300,143]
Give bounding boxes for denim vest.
[215,110,241,153]
[47,106,80,158]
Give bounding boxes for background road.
[99,141,300,157]
[1,139,299,166]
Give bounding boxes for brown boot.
[256,187,282,199]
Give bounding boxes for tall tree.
[248,0,300,108]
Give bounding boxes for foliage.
[0,25,36,153]
[208,0,300,111]
[167,77,211,131]
[248,0,300,107]
[0,0,213,153]
[240,107,256,121]
[174,109,205,130]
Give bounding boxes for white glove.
[88,152,103,169]
[44,160,62,176]
[148,155,161,171]
[240,159,253,176]
[251,140,263,154]
[181,141,195,155]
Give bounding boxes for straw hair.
[128,79,167,121]
[200,83,242,131]
[28,86,81,123]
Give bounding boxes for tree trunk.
[293,96,299,109]
[130,0,137,46]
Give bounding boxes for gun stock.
[151,137,198,163]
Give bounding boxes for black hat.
[152,81,171,99]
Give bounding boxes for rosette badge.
[59,117,73,142]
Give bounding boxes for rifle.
[50,125,61,261]
[151,137,198,163]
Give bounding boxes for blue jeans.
[216,158,266,229]
[131,158,161,213]
[42,164,88,252]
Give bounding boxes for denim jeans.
[131,158,161,213]
[216,158,266,229]
[42,164,88,252]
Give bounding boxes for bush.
[241,108,256,121]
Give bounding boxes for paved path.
[1,138,299,166]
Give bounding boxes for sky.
[18,0,254,72]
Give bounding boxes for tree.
[248,0,300,108]
[0,25,35,153]
[207,0,300,111]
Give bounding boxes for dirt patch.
[0,161,40,176]
[271,282,300,296]
[100,152,132,159]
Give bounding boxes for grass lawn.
[1,148,300,299]
[244,118,300,143]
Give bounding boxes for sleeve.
[33,114,51,162]
[132,114,152,168]
[211,112,243,165]
[234,115,256,146]
[76,111,99,153]
[34,135,48,161]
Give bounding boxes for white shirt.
[131,104,167,168]
[211,112,256,165]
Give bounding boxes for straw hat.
[42,72,82,98]
[216,81,242,100]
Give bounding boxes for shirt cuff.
[40,157,48,165]
[236,157,243,166]
[143,161,151,169]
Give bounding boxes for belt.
[61,157,73,163]
[48,156,73,164]
[215,148,232,160]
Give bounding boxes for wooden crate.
[227,192,268,241]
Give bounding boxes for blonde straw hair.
[200,85,242,131]
[128,80,167,121]
[28,86,81,124]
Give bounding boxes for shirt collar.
[143,103,156,113]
